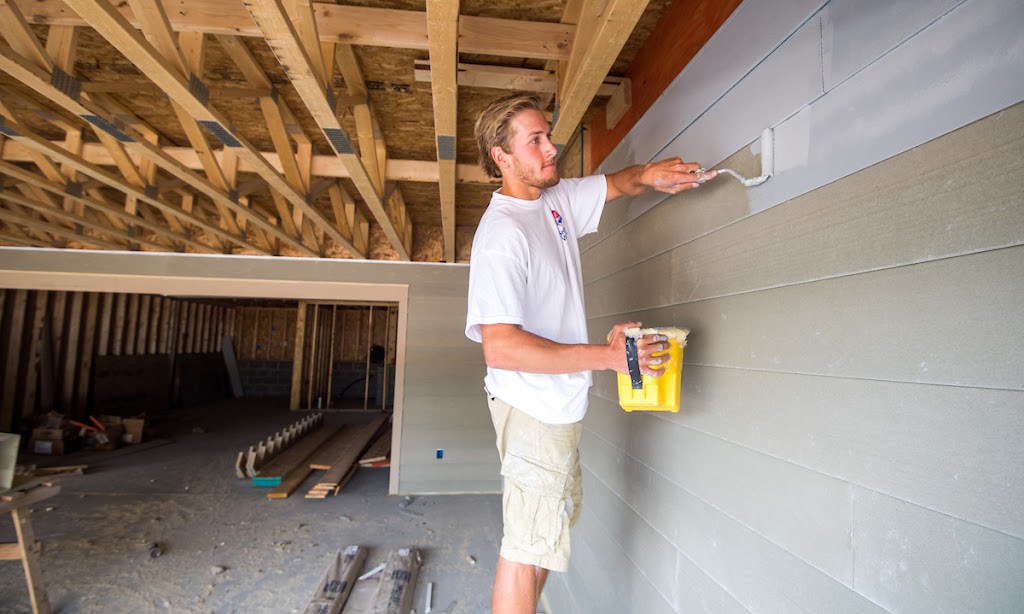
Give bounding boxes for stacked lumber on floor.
[234,413,323,479]
[303,546,421,614]
[252,426,339,488]
[305,416,389,499]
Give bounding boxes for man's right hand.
[607,322,671,377]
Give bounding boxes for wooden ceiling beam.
[0,158,217,253]
[174,31,245,244]
[0,203,127,250]
[413,60,624,97]
[2,139,499,185]
[0,40,308,256]
[12,0,573,60]
[285,0,329,92]
[550,0,649,147]
[4,201,62,244]
[60,0,352,258]
[333,45,411,259]
[0,113,266,254]
[426,0,458,263]
[215,33,328,254]
[0,99,65,184]
[244,0,409,260]
[329,183,369,257]
[13,183,74,243]
[335,44,382,193]
[124,0,242,244]
[216,35,309,195]
[0,228,40,247]
[0,189,176,251]
[0,0,53,71]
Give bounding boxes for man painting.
[466,93,713,613]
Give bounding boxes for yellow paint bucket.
[617,327,688,412]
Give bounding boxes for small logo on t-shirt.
[551,209,568,241]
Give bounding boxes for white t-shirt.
[465,175,607,424]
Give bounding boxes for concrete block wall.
[238,360,293,398]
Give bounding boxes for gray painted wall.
[546,0,1024,612]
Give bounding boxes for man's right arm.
[480,322,669,377]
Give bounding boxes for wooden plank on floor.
[358,427,392,466]
[267,461,318,499]
[304,545,367,614]
[253,425,338,487]
[308,426,356,470]
[305,464,356,499]
[312,416,387,492]
[366,548,421,614]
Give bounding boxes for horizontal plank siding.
[583,102,1024,291]
[589,246,1024,389]
[558,0,1024,610]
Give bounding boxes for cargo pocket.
[501,451,571,555]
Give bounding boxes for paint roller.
[698,128,774,187]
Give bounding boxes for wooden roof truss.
[0,0,652,260]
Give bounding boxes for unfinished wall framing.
[288,301,398,411]
[0,287,233,431]
[0,249,490,495]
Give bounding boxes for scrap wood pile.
[305,546,421,614]
[233,414,392,500]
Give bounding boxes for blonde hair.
[473,93,545,179]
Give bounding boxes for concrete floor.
[0,398,501,613]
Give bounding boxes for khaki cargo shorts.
[486,388,583,572]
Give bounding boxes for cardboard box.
[32,427,71,441]
[122,418,145,444]
[32,438,69,455]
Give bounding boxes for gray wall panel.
[555,1,1024,608]
[589,246,1024,390]
[821,0,965,91]
[852,486,1024,613]
[580,448,681,604]
[572,473,679,614]
[595,365,1024,540]
[583,410,855,585]
[585,103,1024,309]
